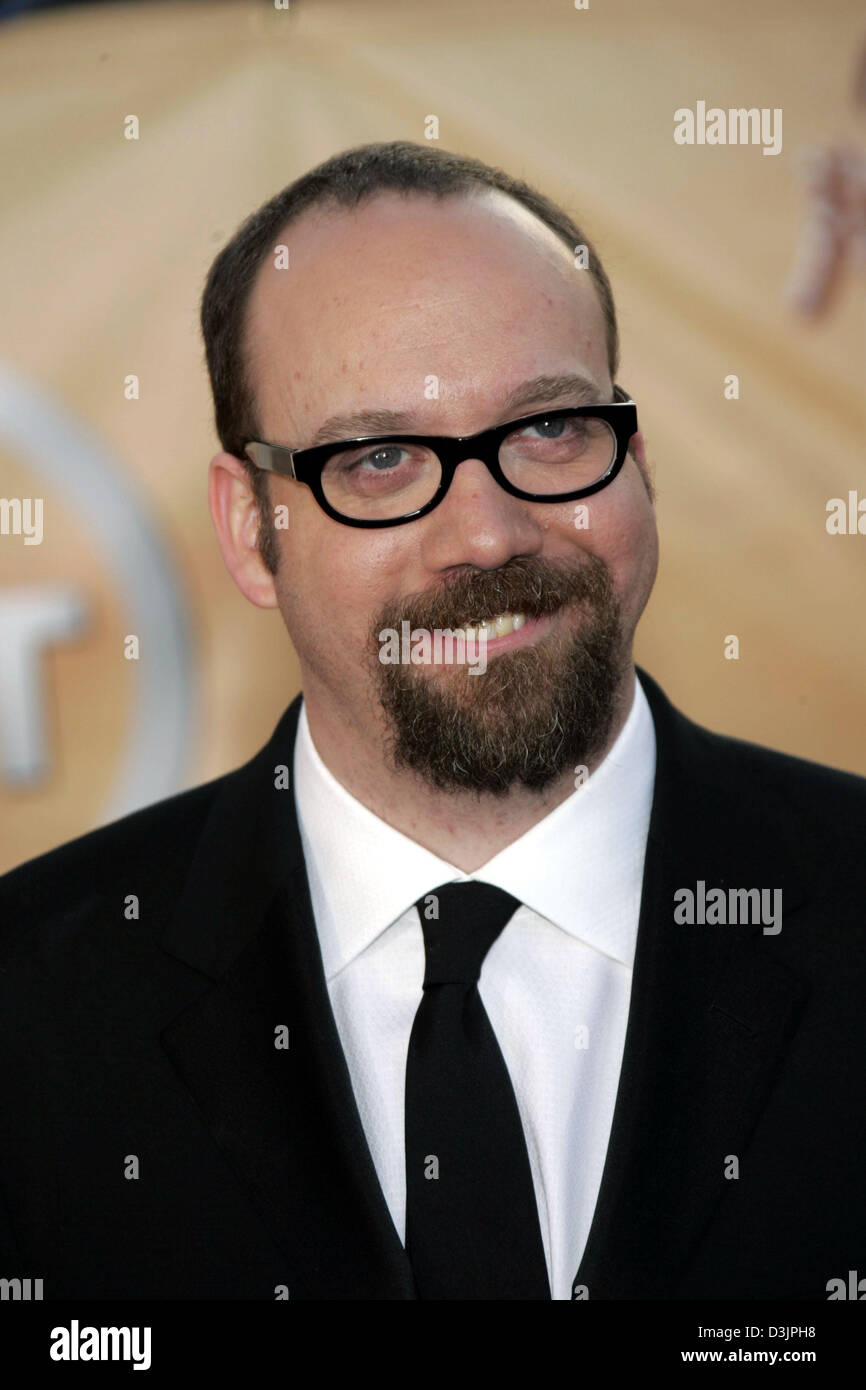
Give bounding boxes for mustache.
[379,553,615,632]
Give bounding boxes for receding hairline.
[240,183,609,447]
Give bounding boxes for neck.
[298,665,638,873]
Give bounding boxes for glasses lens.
[499,414,616,494]
[320,441,442,520]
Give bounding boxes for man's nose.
[420,454,545,570]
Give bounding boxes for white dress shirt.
[292,669,656,1299]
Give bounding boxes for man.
[1,141,864,1301]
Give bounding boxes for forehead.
[243,188,610,441]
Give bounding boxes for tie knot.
[415,881,522,986]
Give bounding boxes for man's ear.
[208,452,279,608]
[627,429,656,504]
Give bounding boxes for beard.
[366,552,628,796]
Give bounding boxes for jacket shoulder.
[0,774,229,951]
[691,717,866,826]
[641,667,866,814]
[638,667,866,876]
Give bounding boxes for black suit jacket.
[1,666,864,1300]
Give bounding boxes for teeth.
[458,612,527,640]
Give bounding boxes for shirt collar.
[293,670,656,979]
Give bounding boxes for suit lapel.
[158,697,416,1298]
[574,668,811,1298]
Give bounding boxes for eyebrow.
[306,372,606,447]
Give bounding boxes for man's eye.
[519,416,584,440]
[507,415,591,447]
[353,445,409,471]
[326,444,410,474]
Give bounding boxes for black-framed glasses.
[244,383,638,529]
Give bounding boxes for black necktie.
[404,880,551,1299]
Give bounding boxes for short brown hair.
[200,140,621,570]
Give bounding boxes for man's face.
[239,188,658,793]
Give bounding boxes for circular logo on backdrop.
[0,363,194,856]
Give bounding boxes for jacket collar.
[161,693,307,980]
[574,666,809,1297]
[160,692,418,1296]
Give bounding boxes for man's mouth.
[453,611,529,640]
[409,609,560,658]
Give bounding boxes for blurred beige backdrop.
[1,0,864,874]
